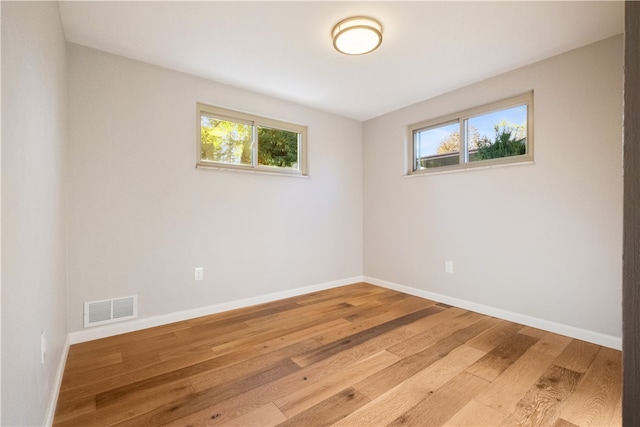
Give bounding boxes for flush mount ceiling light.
[332,16,383,55]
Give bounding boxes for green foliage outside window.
[200,116,251,165]
[258,127,298,168]
[475,124,526,161]
[200,117,299,168]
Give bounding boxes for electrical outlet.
[194,267,204,281]
[41,330,46,364]
[445,261,453,274]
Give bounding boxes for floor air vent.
[84,295,138,328]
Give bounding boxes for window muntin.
[197,103,307,176]
[409,92,532,174]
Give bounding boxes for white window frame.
[197,103,308,176]
[407,92,534,175]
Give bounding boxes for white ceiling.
[58,1,624,121]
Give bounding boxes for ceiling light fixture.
[332,16,383,55]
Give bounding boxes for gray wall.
[1,2,68,425]
[363,36,623,343]
[66,45,364,333]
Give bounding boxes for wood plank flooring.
[53,283,622,426]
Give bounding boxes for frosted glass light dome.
[332,16,382,55]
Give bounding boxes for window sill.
[196,162,309,178]
[404,159,534,178]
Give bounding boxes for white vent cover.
[84,295,138,328]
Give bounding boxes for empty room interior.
[2,1,639,426]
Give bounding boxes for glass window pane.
[257,126,299,170]
[414,122,460,170]
[467,105,527,162]
[200,115,252,166]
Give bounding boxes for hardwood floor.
[53,283,622,426]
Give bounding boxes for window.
[409,92,533,174]
[197,103,307,176]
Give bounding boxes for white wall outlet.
[194,267,204,281]
[40,330,46,364]
[445,261,453,274]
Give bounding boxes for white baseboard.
[68,274,622,350]
[364,276,622,350]
[44,334,70,427]
[68,276,364,345]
